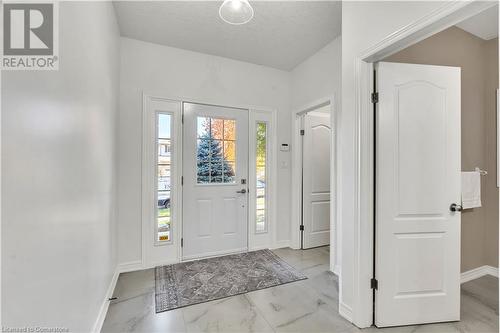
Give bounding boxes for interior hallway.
[102,247,498,332]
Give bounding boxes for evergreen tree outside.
[197,118,235,183]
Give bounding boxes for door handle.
[450,203,463,212]
[236,189,247,194]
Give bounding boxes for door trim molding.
[291,96,339,272]
[248,109,279,251]
[350,0,497,327]
[142,95,183,268]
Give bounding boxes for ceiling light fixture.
[219,0,254,25]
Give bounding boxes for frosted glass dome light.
[219,0,254,25]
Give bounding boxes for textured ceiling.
[113,1,342,71]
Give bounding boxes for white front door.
[376,62,461,327]
[302,111,331,249]
[182,102,249,260]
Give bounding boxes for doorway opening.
[142,96,278,267]
[182,102,250,260]
[290,96,340,275]
[371,6,498,328]
[291,98,338,272]
[299,105,332,249]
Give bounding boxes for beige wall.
[385,26,499,272]
[484,37,499,268]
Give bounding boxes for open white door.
[182,102,249,260]
[375,62,461,327]
[302,111,331,249]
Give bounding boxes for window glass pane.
[224,119,236,140]
[211,140,223,161]
[157,113,172,242]
[197,160,210,183]
[158,114,171,139]
[210,162,223,183]
[197,117,210,138]
[256,122,267,233]
[223,140,236,161]
[211,118,224,140]
[224,161,236,183]
[196,116,236,184]
[158,139,171,167]
[197,138,212,161]
[158,165,171,191]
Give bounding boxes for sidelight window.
[255,122,267,233]
[156,113,172,242]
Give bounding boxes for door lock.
[236,189,247,194]
[450,203,463,212]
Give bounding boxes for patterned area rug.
[155,249,307,312]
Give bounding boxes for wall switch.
[280,143,290,152]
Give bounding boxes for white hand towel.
[461,171,481,209]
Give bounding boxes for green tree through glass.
[197,118,235,183]
[256,123,266,165]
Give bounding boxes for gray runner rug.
[155,249,307,312]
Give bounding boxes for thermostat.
[280,143,290,152]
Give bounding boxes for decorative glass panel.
[211,118,224,140]
[223,141,236,161]
[224,119,236,140]
[197,117,210,138]
[157,113,172,242]
[196,116,237,184]
[256,122,267,233]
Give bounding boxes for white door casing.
[142,96,183,267]
[302,112,331,249]
[182,102,249,260]
[375,62,461,327]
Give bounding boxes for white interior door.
[182,102,248,260]
[302,111,331,249]
[376,62,461,327]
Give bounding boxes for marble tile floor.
[102,247,498,333]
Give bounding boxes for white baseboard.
[461,265,498,284]
[149,258,180,267]
[339,301,353,322]
[332,264,341,276]
[117,260,143,273]
[271,240,290,249]
[92,267,120,333]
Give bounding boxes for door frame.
[142,93,278,268]
[349,0,497,328]
[291,96,340,274]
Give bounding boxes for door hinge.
[181,114,184,124]
[300,129,305,136]
[181,238,184,247]
[299,225,304,231]
[370,278,378,290]
[371,92,379,104]
[181,176,184,186]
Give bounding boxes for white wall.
[118,37,292,266]
[291,37,342,110]
[2,2,120,332]
[341,1,449,326]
